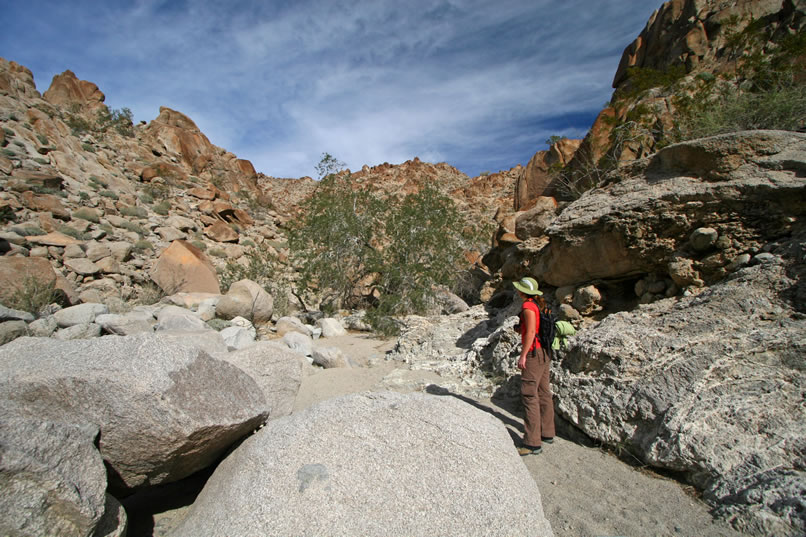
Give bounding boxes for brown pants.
[521,346,555,447]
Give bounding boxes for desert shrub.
[13,225,44,236]
[1,275,64,316]
[206,318,232,331]
[132,281,165,306]
[99,190,118,200]
[33,157,49,165]
[139,192,154,204]
[1,148,16,157]
[96,107,134,137]
[64,108,91,135]
[118,220,147,236]
[209,248,227,258]
[152,200,171,215]
[36,134,48,145]
[142,183,170,201]
[57,225,89,240]
[72,207,100,223]
[82,143,95,153]
[89,175,108,187]
[191,240,207,251]
[133,239,153,251]
[614,65,687,100]
[119,206,147,218]
[670,79,806,142]
[2,127,13,136]
[79,191,90,201]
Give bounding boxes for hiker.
[513,276,555,456]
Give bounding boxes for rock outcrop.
[553,256,805,537]
[170,392,554,537]
[534,131,806,293]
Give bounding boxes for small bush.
[57,225,89,240]
[1,275,64,316]
[191,240,207,251]
[152,200,171,215]
[142,183,170,201]
[72,207,100,223]
[206,318,232,331]
[14,225,45,236]
[89,175,108,187]
[671,82,806,142]
[2,127,13,136]
[1,148,16,157]
[615,65,687,100]
[79,191,90,201]
[208,248,227,258]
[118,220,147,236]
[133,239,153,251]
[33,157,49,165]
[132,281,165,306]
[139,192,154,204]
[36,134,48,145]
[82,143,96,153]
[119,206,148,218]
[99,190,119,200]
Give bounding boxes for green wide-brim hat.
[513,277,543,295]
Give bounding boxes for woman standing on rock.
[513,277,555,456]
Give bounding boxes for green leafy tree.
[289,171,381,312]
[290,155,478,330]
[374,185,469,315]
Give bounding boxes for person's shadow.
[425,383,524,446]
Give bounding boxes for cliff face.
[579,0,806,168]
[511,0,806,212]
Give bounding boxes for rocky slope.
[0,56,515,311]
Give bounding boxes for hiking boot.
[517,445,543,456]
[541,437,554,444]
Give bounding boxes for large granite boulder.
[552,257,806,536]
[170,392,553,537]
[0,414,126,537]
[216,279,273,323]
[0,334,269,491]
[215,341,305,419]
[150,240,220,295]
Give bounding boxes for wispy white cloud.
[2,0,662,178]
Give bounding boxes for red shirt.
[519,298,541,351]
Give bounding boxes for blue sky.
[2,1,662,179]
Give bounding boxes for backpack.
[537,308,557,359]
[518,299,557,358]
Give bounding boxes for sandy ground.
[126,333,748,537]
